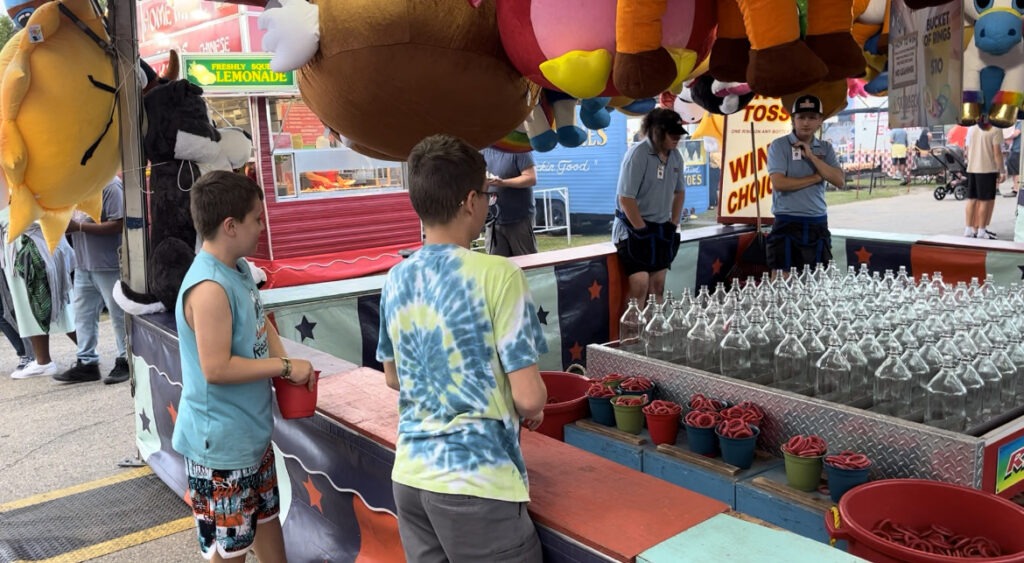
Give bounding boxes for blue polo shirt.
[766,132,839,218]
[612,138,685,242]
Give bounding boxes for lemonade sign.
[180,54,297,93]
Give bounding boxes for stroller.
[931,145,968,201]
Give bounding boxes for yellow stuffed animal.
[1,0,121,250]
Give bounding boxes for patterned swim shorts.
[185,446,280,560]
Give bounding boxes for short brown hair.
[407,134,486,226]
[190,170,264,241]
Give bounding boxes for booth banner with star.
[271,258,616,371]
[888,0,962,128]
[718,97,792,225]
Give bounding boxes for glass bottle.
[924,358,967,431]
[955,355,985,428]
[867,308,888,335]
[711,282,728,304]
[918,335,945,382]
[874,343,913,418]
[936,330,960,365]
[801,328,826,394]
[686,313,717,372]
[696,285,711,309]
[763,308,787,354]
[619,297,643,350]
[640,293,658,338]
[669,299,692,358]
[901,342,932,411]
[895,265,911,289]
[744,310,772,382]
[816,334,852,403]
[973,345,1006,418]
[719,321,752,379]
[980,273,997,299]
[644,302,674,360]
[775,326,809,392]
[858,332,887,376]
[840,331,871,397]
[876,321,902,356]
[991,342,1019,409]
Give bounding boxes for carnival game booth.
[129,220,1024,559]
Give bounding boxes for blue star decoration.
[537,306,549,325]
[139,409,151,433]
[295,316,317,342]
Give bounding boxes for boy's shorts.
[185,446,280,560]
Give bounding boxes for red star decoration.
[167,402,177,425]
[303,476,324,513]
[588,280,603,300]
[854,246,872,264]
[569,342,584,361]
[711,258,723,275]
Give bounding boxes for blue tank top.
[171,251,272,469]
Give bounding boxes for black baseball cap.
[650,108,688,136]
[791,95,823,116]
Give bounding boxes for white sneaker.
[11,360,58,379]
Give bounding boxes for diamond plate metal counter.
[588,344,984,488]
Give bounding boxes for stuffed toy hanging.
[259,0,531,160]
[959,0,1024,128]
[0,0,122,251]
[490,0,715,101]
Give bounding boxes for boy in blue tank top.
[377,135,549,562]
[172,170,315,562]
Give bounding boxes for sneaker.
[11,360,58,380]
[51,361,101,384]
[104,357,130,385]
[983,230,999,240]
[15,356,31,370]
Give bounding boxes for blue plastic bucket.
[825,463,870,503]
[588,396,616,426]
[685,423,719,456]
[716,425,760,469]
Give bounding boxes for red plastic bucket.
[826,479,1024,562]
[645,412,680,445]
[535,371,591,441]
[273,371,320,419]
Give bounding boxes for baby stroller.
[931,145,968,201]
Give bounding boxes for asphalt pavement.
[0,184,1020,561]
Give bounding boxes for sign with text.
[888,0,962,127]
[180,54,297,93]
[139,16,244,59]
[137,0,239,41]
[718,97,791,225]
[996,433,1024,493]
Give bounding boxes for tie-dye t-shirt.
[377,244,548,502]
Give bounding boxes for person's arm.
[383,360,399,391]
[67,217,122,235]
[994,136,1006,183]
[186,281,314,387]
[670,190,685,224]
[797,141,845,188]
[508,364,547,427]
[490,165,537,188]
[618,195,646,229]
[769,172,823,192]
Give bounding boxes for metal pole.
[109,0,148,295]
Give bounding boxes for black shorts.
[891,157,907,165]
[615,221,681,276]
[967,173,998,200]
[766,218,832,272]
[1008,152,1020,176]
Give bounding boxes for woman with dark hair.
[612,108,686,309]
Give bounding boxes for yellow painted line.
[15,517,195,563]
[0,466,153,512]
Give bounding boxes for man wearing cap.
[613,108,686,307]
[765,95,845,272]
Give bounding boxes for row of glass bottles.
[618,263,1024,432]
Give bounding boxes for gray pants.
[485,219,537,257]
[393,483,543,563]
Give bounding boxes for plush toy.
[682,75,756,115]
[959,0,1024,128]
[491,0,715,100]
[3,0,45,29]
[114,63,255,315]
[524,89,588,152]
[852,0,889,96]
[709,0,865,98]
[259,0,531,160]
[0,0,122,251]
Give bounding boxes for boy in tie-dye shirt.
[377,135,548,562]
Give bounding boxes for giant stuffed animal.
[709,0,865,99]
[0,0,122,251]
[258,0,530,160]
[490,0,716,101]
[114,65,255,315]
[959,0,1024,128]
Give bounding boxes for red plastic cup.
[273,370,319,419]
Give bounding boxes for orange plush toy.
[709,0,865,98]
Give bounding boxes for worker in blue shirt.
[765,95,845,272]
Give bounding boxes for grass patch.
[535,233,610,253]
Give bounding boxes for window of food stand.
[268,98,404,200]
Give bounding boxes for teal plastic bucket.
[825,463,870,503]
[716,425,760,469]
[685,423,719,456]
[588,396,615,426]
